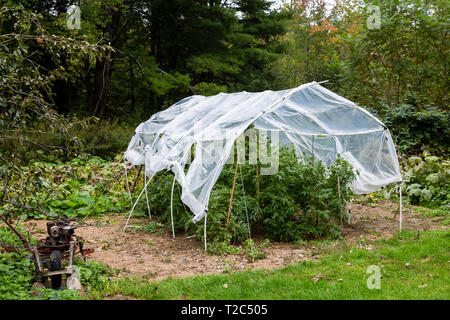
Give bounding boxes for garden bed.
[22,200,447,281]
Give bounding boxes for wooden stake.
[226,159,239,225]
[256,164,259,195]
[337,176,343,231]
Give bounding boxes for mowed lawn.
[99,230,449,300]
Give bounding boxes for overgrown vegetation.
[0,155,132,221]
[136,147,355,247]
[0,226,34,300]
[381,106,450,157]
[378,154,449,210]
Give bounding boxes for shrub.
[148,148,356,246]
[377,154,449,210]
[256,150,355,242]
[74,259,112,293]
[402,155,449,208]
[0,118,134,163]
[0,226,34,300]
[75,119,135,160]
[381,105,449,157]
[1,155,132,221]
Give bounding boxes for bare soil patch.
[22,200,447,282]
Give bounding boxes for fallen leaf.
[418,284,427,288]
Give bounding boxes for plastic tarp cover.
[125,82,402,223]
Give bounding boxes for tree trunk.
[91,5,122,117]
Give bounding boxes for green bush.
[402,155,449,208]
[74,258,112,293]
[0,226,34,300]
[1,155,132,221]
[256,151,355,242]
[144,148,355,246]
[381,105,449,156]
[0,118,134,163]
[377,154,449,210]
[76,119,134,160]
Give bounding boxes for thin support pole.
[170,175,176,238]
[123,170,169,231]
[337,176,343,231]
[256,164,259,195]
[123,176,153,232]
[399,182,403,232]
[239,164,251,238]
[144,172,151,220]
[226,159,239,224]
[204,211,208,253]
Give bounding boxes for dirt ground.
[22,200,447,282]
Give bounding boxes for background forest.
[1,0,448,160]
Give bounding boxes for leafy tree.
[15,0,290,117]
[0,3,109,219]
[339,0,449,109]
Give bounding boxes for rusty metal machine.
[0,216,94,290]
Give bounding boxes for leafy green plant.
[0,227,34,300]
[244,238,269,262]
[189,148,356,247]
[256,150,355,242]
[206,241,241,256]
[377,154,449,210]
[402,155,449,208]
[74,258,112,293]
[31,287,82,300]
[382,105,449,156]
[1,154,133,220]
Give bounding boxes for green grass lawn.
[96,230,449,300]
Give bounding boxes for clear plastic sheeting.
[125,82,402,223]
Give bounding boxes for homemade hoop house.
[124,81,402,227]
